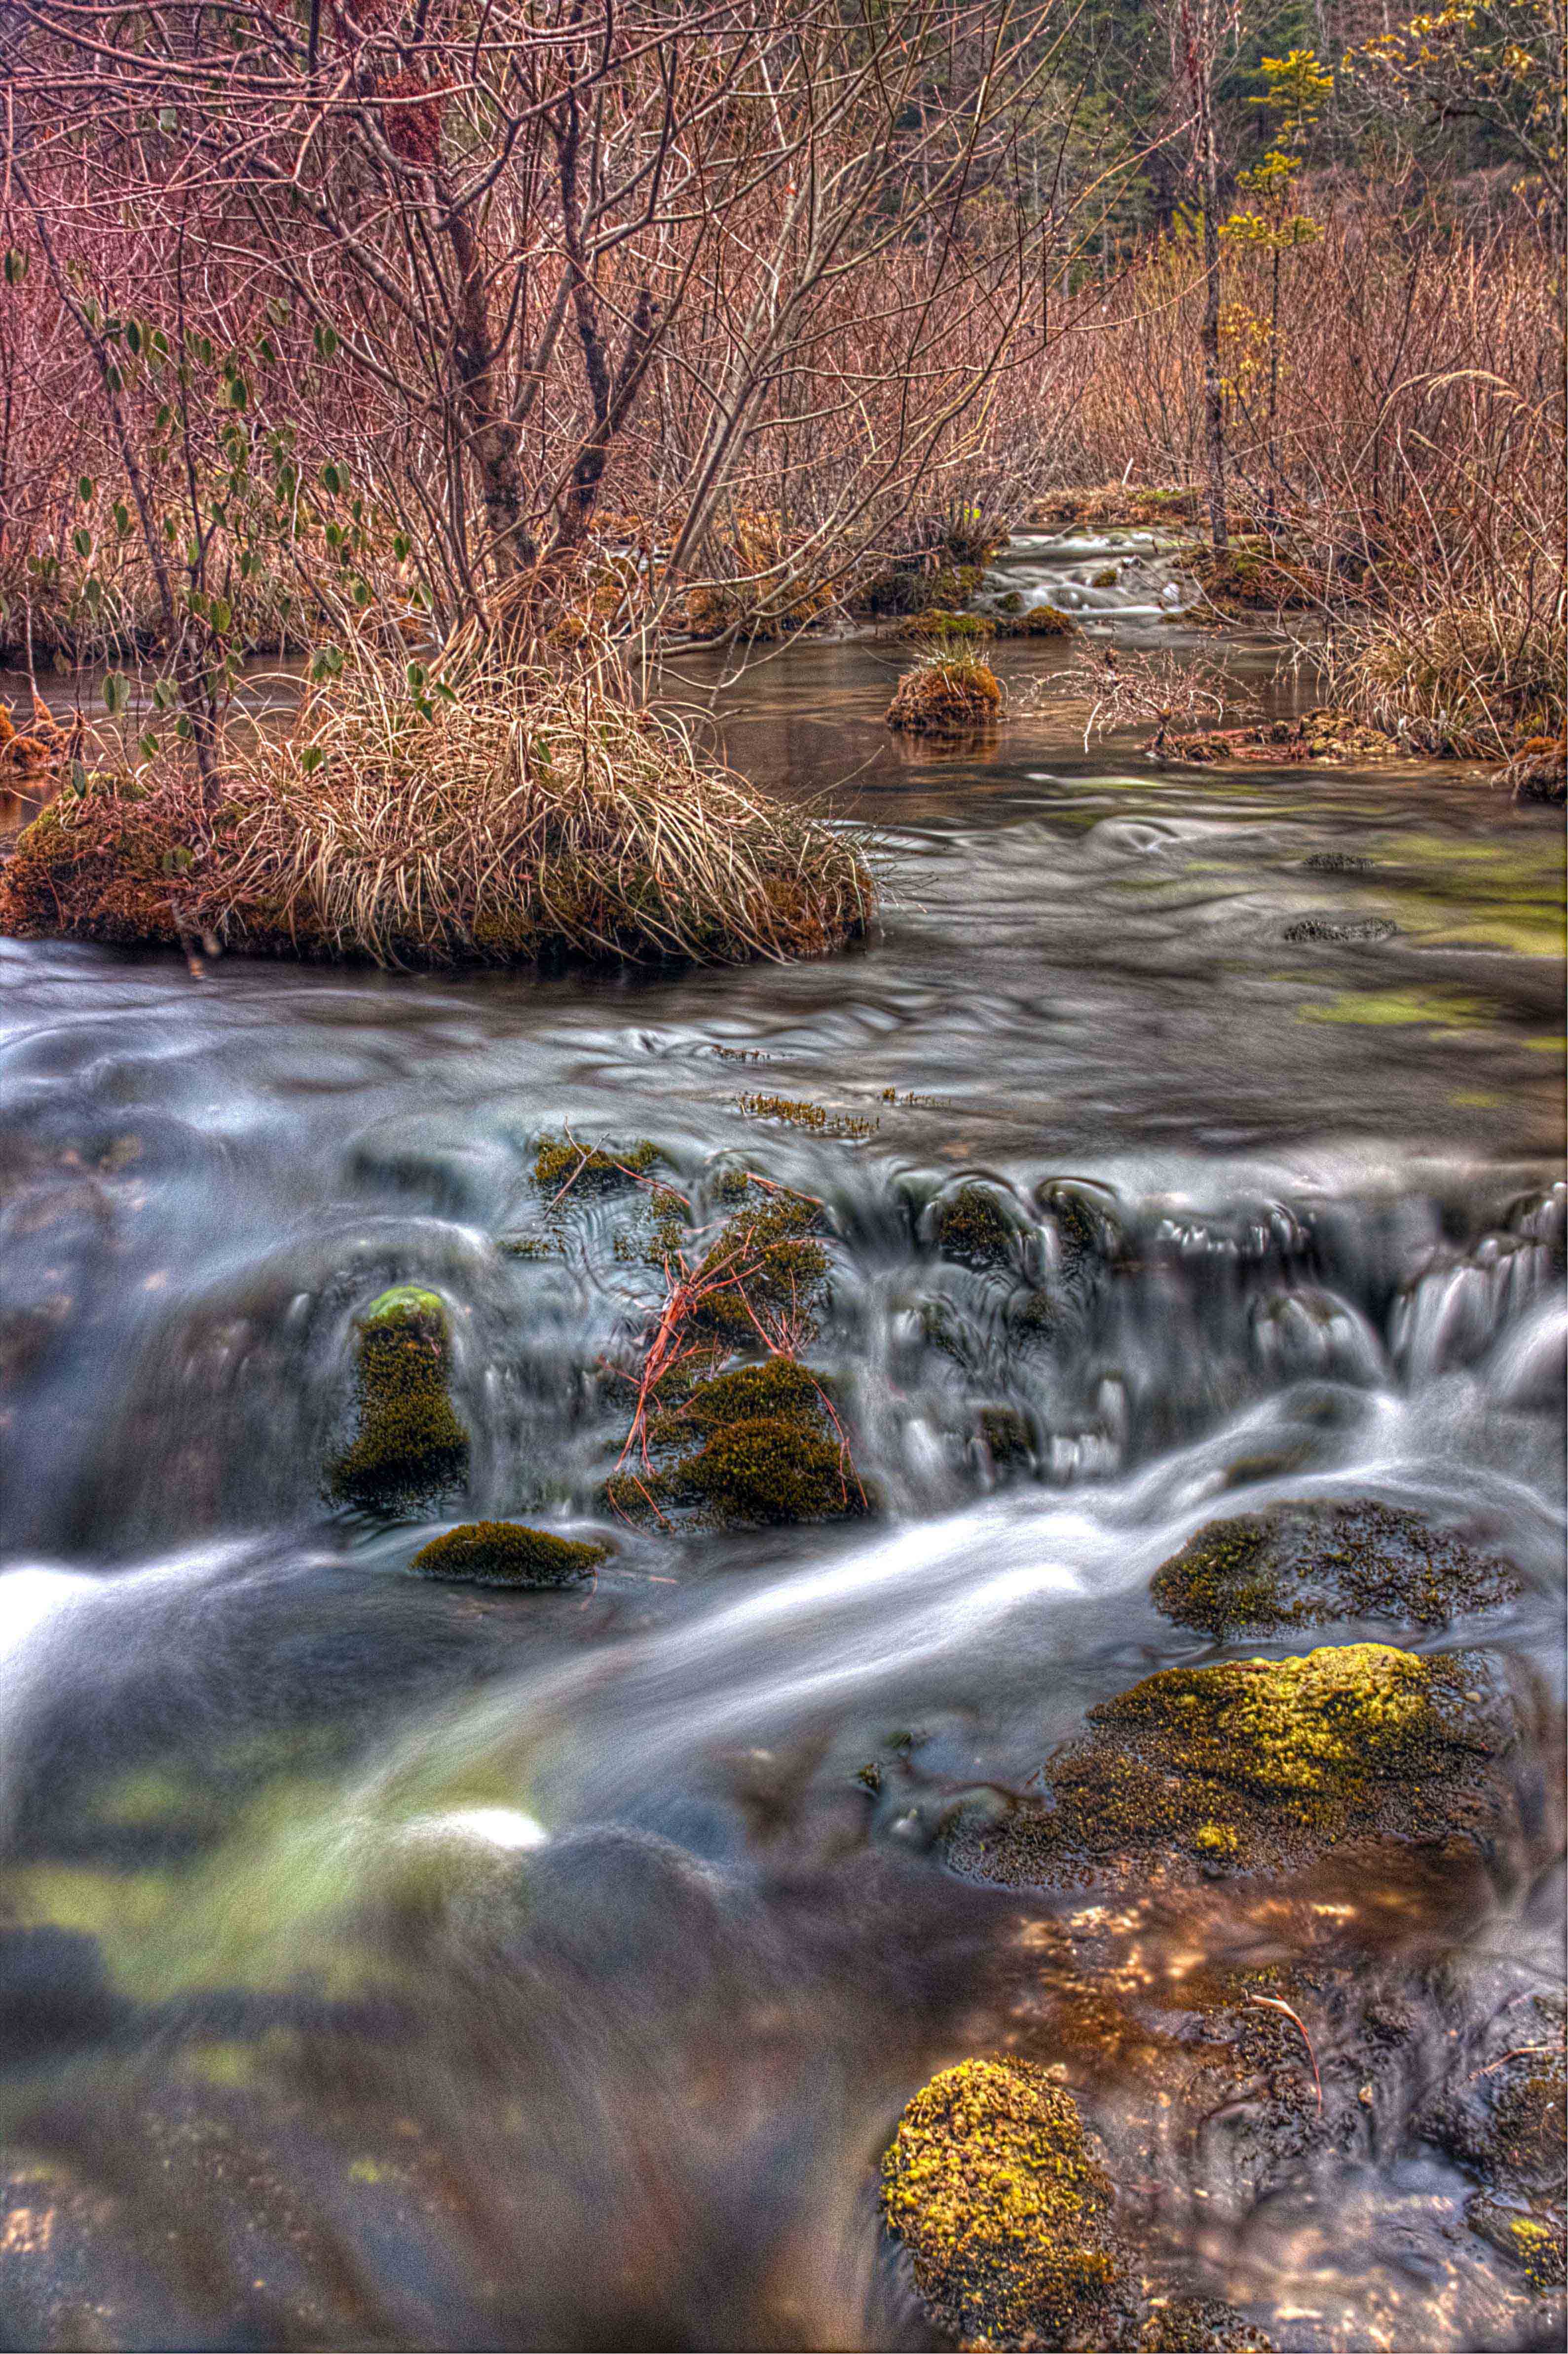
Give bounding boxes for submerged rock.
[1150,1500,1523,1638]
[326,1287,469,1516]
[1418,1993,1566,2289]
[880,2058,1130,2349]
[411,1521,608,1588]
[947,1643,1526,1896]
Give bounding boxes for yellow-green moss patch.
[933,1184,1020,1271]
[947,1644,1520,1894]
[533,1133,662,1197]
[880,2057,1126,2349]
[411,1521,607,1588]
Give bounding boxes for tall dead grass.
[0,635,874,967]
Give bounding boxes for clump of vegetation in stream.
[411,1521,607,1588]
[947,1643,1528,1896]
[1151,1500,1523,1638]
[886,647,1002,734]
[0,635,874,971]
[326,1287,469,1515]
[1327,595,1566,766]
[880,2058,1130,2349]
[737,1092,878,1139]
[1170,708,1399,765]
[992,600,1079,638]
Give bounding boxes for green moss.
[1151,1501,1523,1638]
[880,2057,1125,2349]
[533,1133,661,1197]
[411,1520,608,1587]
[886,652,1003,734]
[662,1356,828,1435]
[327,1289,469,1516]
[948,1644,1517,1894]
[898,609,997,644]
[676,1412,858,1524]
[933,1184,1018,1270]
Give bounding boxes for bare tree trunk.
[1193,22,1229,552]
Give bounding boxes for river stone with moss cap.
[1151,1500,1522,1639]
[880,2057,1130,2349]
[326,1287,469,1516]
[932,1183,1020,1271]
[947,1643,1524,1895]
[411,1521,607,1588]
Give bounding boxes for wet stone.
[1150,1499,1523,1638]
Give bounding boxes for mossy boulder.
[1169,710,1397,765]
[880,2058,1129,2349]
[933,1183,1020,1271]
[947,1644,1525,1895]
[327,1288,469,1516]
[898,609,997,644]
[411,1521,607,1588]
[1151,1501,1522,1639]
[980,1406,1034,1469]
[618,1353,868,1528]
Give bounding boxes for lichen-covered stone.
[1151,1501,1522,1638]
[880,2058,1128,2349]
[411,1521,607,1587]
[327,1287,469,1516]
[980,1406,1034,1469]
[947,1644,1523,1895]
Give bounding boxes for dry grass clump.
[886,648,1003,734]
[0,634,874,969]
[1328,594,1566,762]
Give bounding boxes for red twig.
[1245,1993,1323,2112]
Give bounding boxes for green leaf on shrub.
[73,527,92,560]
[300,747,325,774]
[77,475,94,504]
[2,248,28,287]
[103,671,130,716]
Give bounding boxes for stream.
[0,549,1564,2351]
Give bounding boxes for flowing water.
[0,571,1564,2351]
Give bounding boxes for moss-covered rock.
[1151,1500,1522,1639]
[411,1521,607,1587]
[994,601,1080,639]
[689,1189,831,1345]
[327,1287,469,1516]
[898,609,997,644]
[533,1133,661,1197]
[980,1406,1034,1469]
[880,2058,1129,2350]
[947,1644,1524,1895]
[622,1354,869,1528]
[933,1183,1020,1271]
[1169,710,1397,765]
